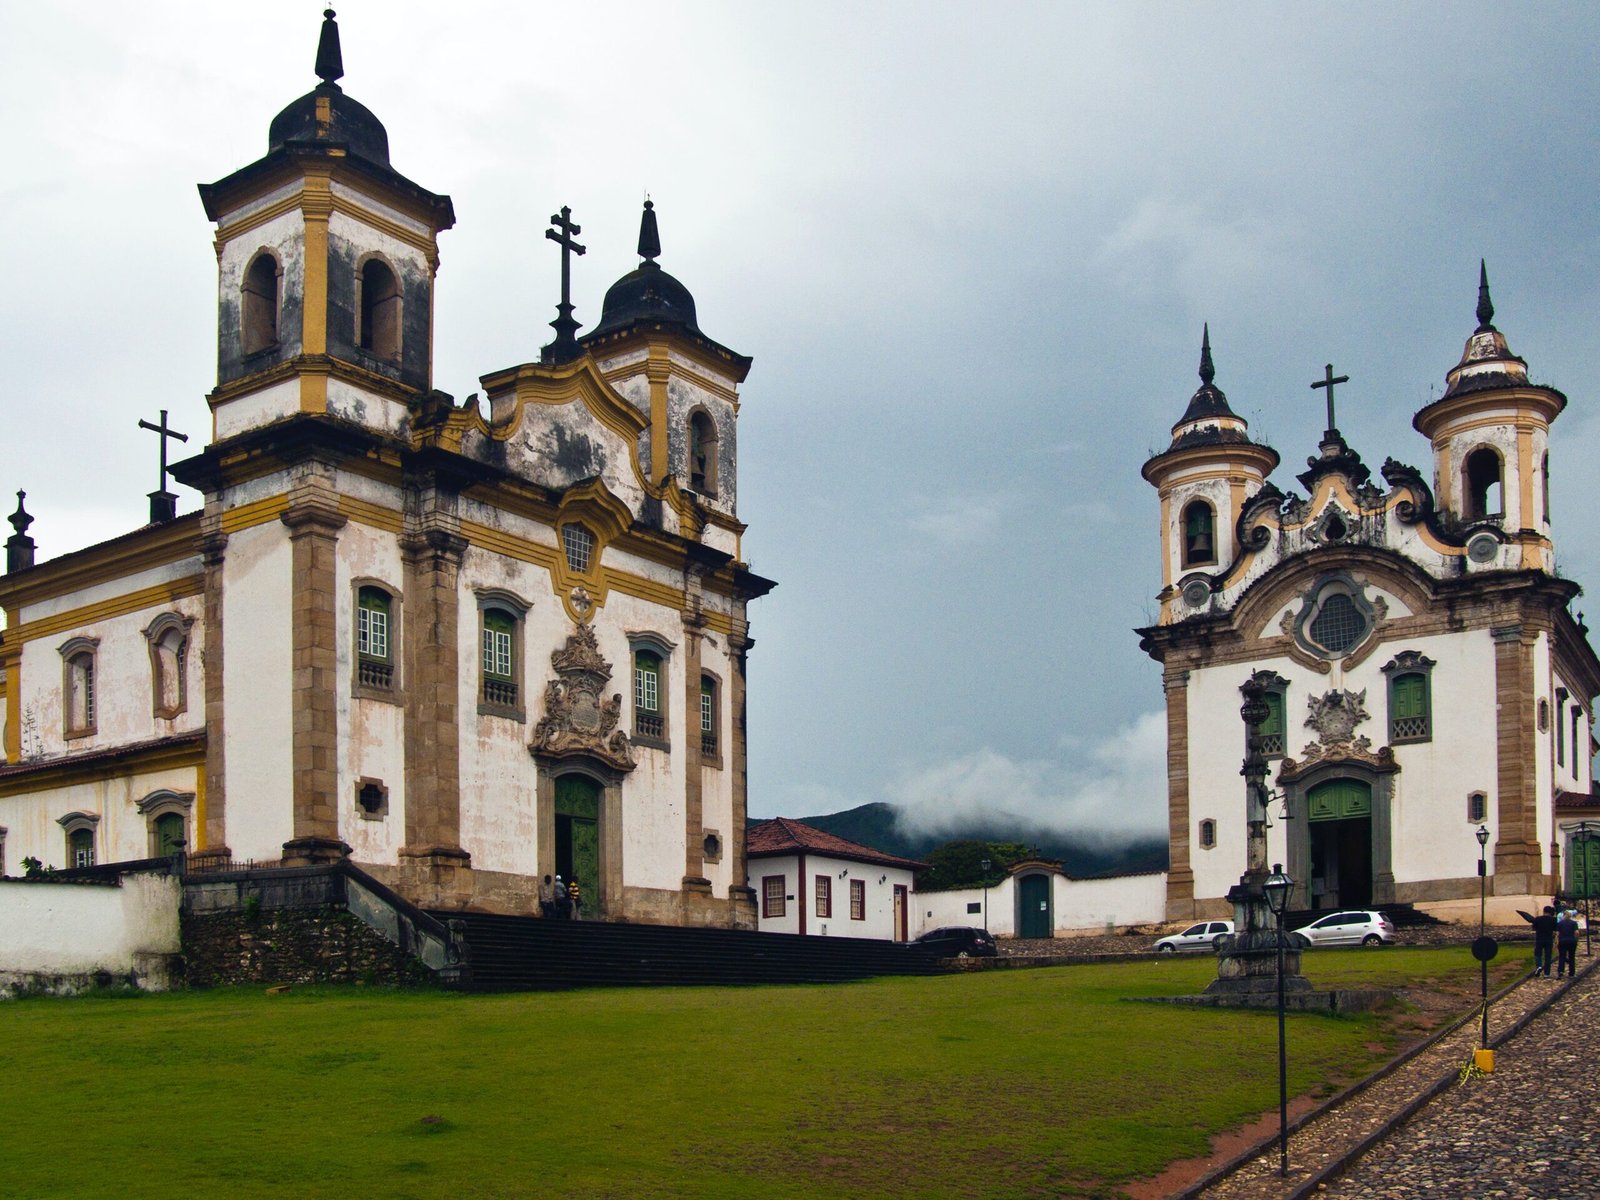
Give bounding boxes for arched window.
[241,252,280,355]
[59,636,99,738]
[1182,499,1216,566]
[1464,446,1503,519]
[137,790,194,858]
[58,812,100,869]
[634,650,665,742]
[1198,819,1217,850]
[356,586,394,691]
[145,613,193,719]
[688,411,718,495]
[1383,650,1436,744]
[358,258,402,361]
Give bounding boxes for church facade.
[1140,276,1600,921]
[0,12,772,927]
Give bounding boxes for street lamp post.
[981,858,992,932]
[1263,864,1293,1179]
[1578,821,1594,958]
[1473,825,1495,1051]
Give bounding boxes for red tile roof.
[746,817,926,871]
[1555,786,1600,811]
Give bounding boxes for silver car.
[1297,910,1396,947]
[1154,919,1235,954]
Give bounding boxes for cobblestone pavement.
[1193,952,1599,1200]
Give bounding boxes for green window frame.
[69,827,95,869]
[634,651,663,739]
[1389,673,1430,743]
[154,812,185,857]
[699,674,718,759]
[355,587,394,691]
[481,608,517,708]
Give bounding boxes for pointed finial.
[315,9,344,86]
[638,198,661,263]
[8,490,31,538]
[1475,259,1494,332]
[1199,323,1215,386]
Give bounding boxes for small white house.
[917,859,1167,939]
[747,818,924,941]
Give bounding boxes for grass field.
[0,949,1518,1199]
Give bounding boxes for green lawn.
[0,949,1509,1200]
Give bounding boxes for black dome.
[592,261,700,337]
[268,83,391,166]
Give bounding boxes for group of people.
[539,873,583,920]
[1526,901,1584,977]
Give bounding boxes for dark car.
[913,926,998,958]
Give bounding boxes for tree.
[917,840,1032,892]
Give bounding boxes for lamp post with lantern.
[1263,864,1293,1178]
[1472,824,1497,1052]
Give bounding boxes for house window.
[562,523,595,574]
[850,879,866,920]
[1181,499,1216,567]
[356,778,389,821]
[153,813,185,857]
[1295,575,1376,660]
[136,790,195,858]
[1467,792,1487,823]
[59,812,100,869]
[700,674,719,760]
[0,826,7,876]
[144,613,193,719]
[1573,706,1584,777]
[1310,594,1363,654]
[1198,819,1217,849]
[482,609,517,707]
[762,875,786,919]
[1249,673,1288,758]
[241,251,280,355]
[702,831,722,863]
[355,586,394,691]
[815,875,832,919]
[1389,674,1431,742]
[634,650,665,742]
[1464,446,1503,519]
[358,258,401,361]
[1557,688,1569,766]
[59,636,99,738]
[688,410,718,495]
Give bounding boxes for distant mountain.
[786,801,1168,879]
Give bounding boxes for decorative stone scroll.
[529,623,635,771]
[1277,687,1397,782]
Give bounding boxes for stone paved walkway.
[1192,951,1599,1200]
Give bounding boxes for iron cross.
[138,409,189,493]
[1310,363,1349,436]
[545,206,587,355]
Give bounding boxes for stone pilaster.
[681,576,709,890]
[399,523,471,887]
[726,616,756,927]
[1492,623,1542,893]
[198,524,231,860]
[1163,664,1195,920]
[280,495,350,866]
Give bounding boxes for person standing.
[1530,905,1559,976]
[554,874,571,919]
[538,874,559,918]
[1555,905,1579,977]
[567,874,583,921]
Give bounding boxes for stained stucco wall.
[0,874,180,993]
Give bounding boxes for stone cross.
[138,409,189,495]
[1310,363,1349,439]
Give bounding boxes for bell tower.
[1413,263,1565,572]
[1142,328,1280,621]
[196,9,455,444]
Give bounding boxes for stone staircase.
[435,911,945,992]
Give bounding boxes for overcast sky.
[3,3,1598,843]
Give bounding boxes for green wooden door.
[1572,836,1600,900]
[1307,779,1371,821]
[1018,874,1052,939]
[555,775,601,918]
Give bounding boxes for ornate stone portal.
[529,624,636,772]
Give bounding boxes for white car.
[1296,910,1395,947]
[1154,919,1235,954]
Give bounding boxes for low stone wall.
[182,907,433,988]
[0,874,182,998]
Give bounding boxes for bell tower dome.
[196,9,455,444]
[1142,327,1279,622]
[1413,263,1566,572]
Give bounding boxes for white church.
[1140,278,1600,922]
[0,12,772,928]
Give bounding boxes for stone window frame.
[1467,791,1487,824]
[1382,650,1436,744]
[687,407,719,496]
[352,579,403,703]
[241,248,282,357]
[1292,572,1378,661]
[761,874,786,919]
[143,612,194,721]
[1247,670,1289,759]
[1198,818,1217,850]
[355,776,389,821]
[702,829,722,864]
[561,522,596,575]
[475,589,530,722]
[355,252,403,363]
[699,670,723,767]
[136,789,194,857]
[58,635,100,740]
[1181,498,1217,568]
[628,632,675,751]
[1556,686,1569,767]
[57,811,100,869]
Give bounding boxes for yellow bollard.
[1474,1048,1495,1073]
